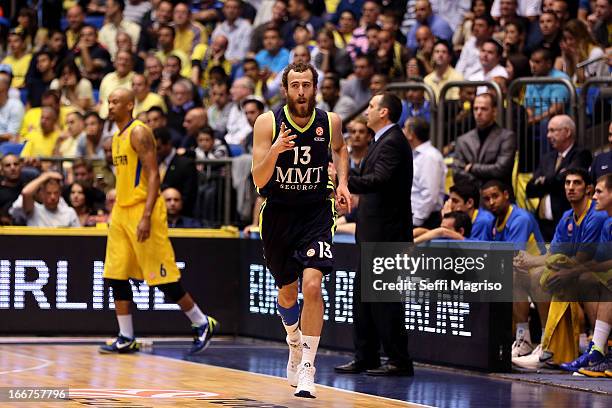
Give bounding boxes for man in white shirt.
[468,39,508,94]
[404,116,446,228]
[211,0,253,63]
[455,15,495,79]
[225,77,255,145]
[10,172,80,227]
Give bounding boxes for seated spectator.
[317,74,357,122]
[19,90,67,140]
[10,172,80,227]
[502,18,528,58]
[137,1,173,59]
[194,126,229,165]
[468,38,509,92]
[447,183,496,241]
[557,19,607,84]
[588,0,611,48]
[144,55,164,93]
[526,115,593,240]
[25,50,56,108]
[312,28,352,79]
[146,107,183,147]
[369,72,389,95]
[0,75,25,144]
[98,0,141,59]
[0,154,26,210]
[340,53,374,108]
[65,5,86,49]
[69,24,113,88]
[414,26,435,74]
[155,127,198,216]
[207,81,233,135]
[50,59,94,112]
[525,48,570,126]
[346,0,381,60]
[375,29,410,80]
[163,187,203,228]
[346,116,372,169]
[1,30,33,89]
[166,79,199,136]
[132,73,166,118]
[180,107,208,152]
[414,211,472,244]
[380,9,407,45]
[406,0,453,54]
[212,0,253,62]
[249,0,289,55]
[452,93,516,188]
[226,77,256,145]
[424,40,464,101]
[404,117,446,229]
[256,27,291,79]
[76,112,105,159]
[455,14,495,79]
[71,159,107,209]
[334,10,359,49]
[403,83,432,123]
[172,2,207,56]
[115,31,144,73]
[155,24,192,79]
[54,112,85,159]
[20,107,60,160]
[453,0,490,54]
[98,50,136,119]
[281,0,325,49]
[192,35,232,90]
[590,122,612,181]
[64,181,97,226]
[526,11,562,59]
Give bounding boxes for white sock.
[301,335,320,366]
[283,321,301,344]
[185,304,207,326]
[516,322,531,343]
[117,314,134,338]
[592,320,611,353]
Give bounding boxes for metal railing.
[437,80,503,150]
[578,77,612,153]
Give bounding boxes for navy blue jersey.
[259,105,334,205]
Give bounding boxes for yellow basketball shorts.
[103,196,180,286]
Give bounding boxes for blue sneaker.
[99,334,139,354]
[189,316,218,355]
[560,342,605,372]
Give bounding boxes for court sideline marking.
[0,349,53,374]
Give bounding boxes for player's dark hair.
[378,92,402,123]
[481,179,511,194]
[405,117,429,142]
[564,167,592,186]
[597,173,612,191]
[282,62,318,90]
[450,183,480,208]
[444,211,472,237]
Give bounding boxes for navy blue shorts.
[259,199,336,288]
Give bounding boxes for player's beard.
[287,94,316,119]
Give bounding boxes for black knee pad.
[156,281,186,303]
[106,278,133,301]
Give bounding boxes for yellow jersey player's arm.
[251,111,297,189]
[329,112,351,212]
[131,124,160,242]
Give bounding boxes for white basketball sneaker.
[286,335,303,387]
[294,361,316,398]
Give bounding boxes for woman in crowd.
[50,59,94,112]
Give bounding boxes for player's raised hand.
[271,122,297,154]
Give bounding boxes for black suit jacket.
[348,124,413,243]
[162,154,199,217]
[526,145,593,221]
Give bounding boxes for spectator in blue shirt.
[255,27,290,77]
[447,183,496,241]
[406,0,453,53]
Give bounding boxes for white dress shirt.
[224,103,252,145]
[455,37,481,79]
[411,141,447,226]
[212,18,253,61]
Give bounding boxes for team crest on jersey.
[316,127,324,136]
[567,223,573,236]
[307,248,316,257]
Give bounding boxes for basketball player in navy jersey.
[252,62,351,398]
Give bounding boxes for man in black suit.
[335,92,414,377]
[526,114,592,240]
[154,127,199,217]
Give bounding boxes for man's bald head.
[183,107,207,136]
[108,88,135,122]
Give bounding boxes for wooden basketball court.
[0,344,426,407]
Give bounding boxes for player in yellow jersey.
[99,88,217,355]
